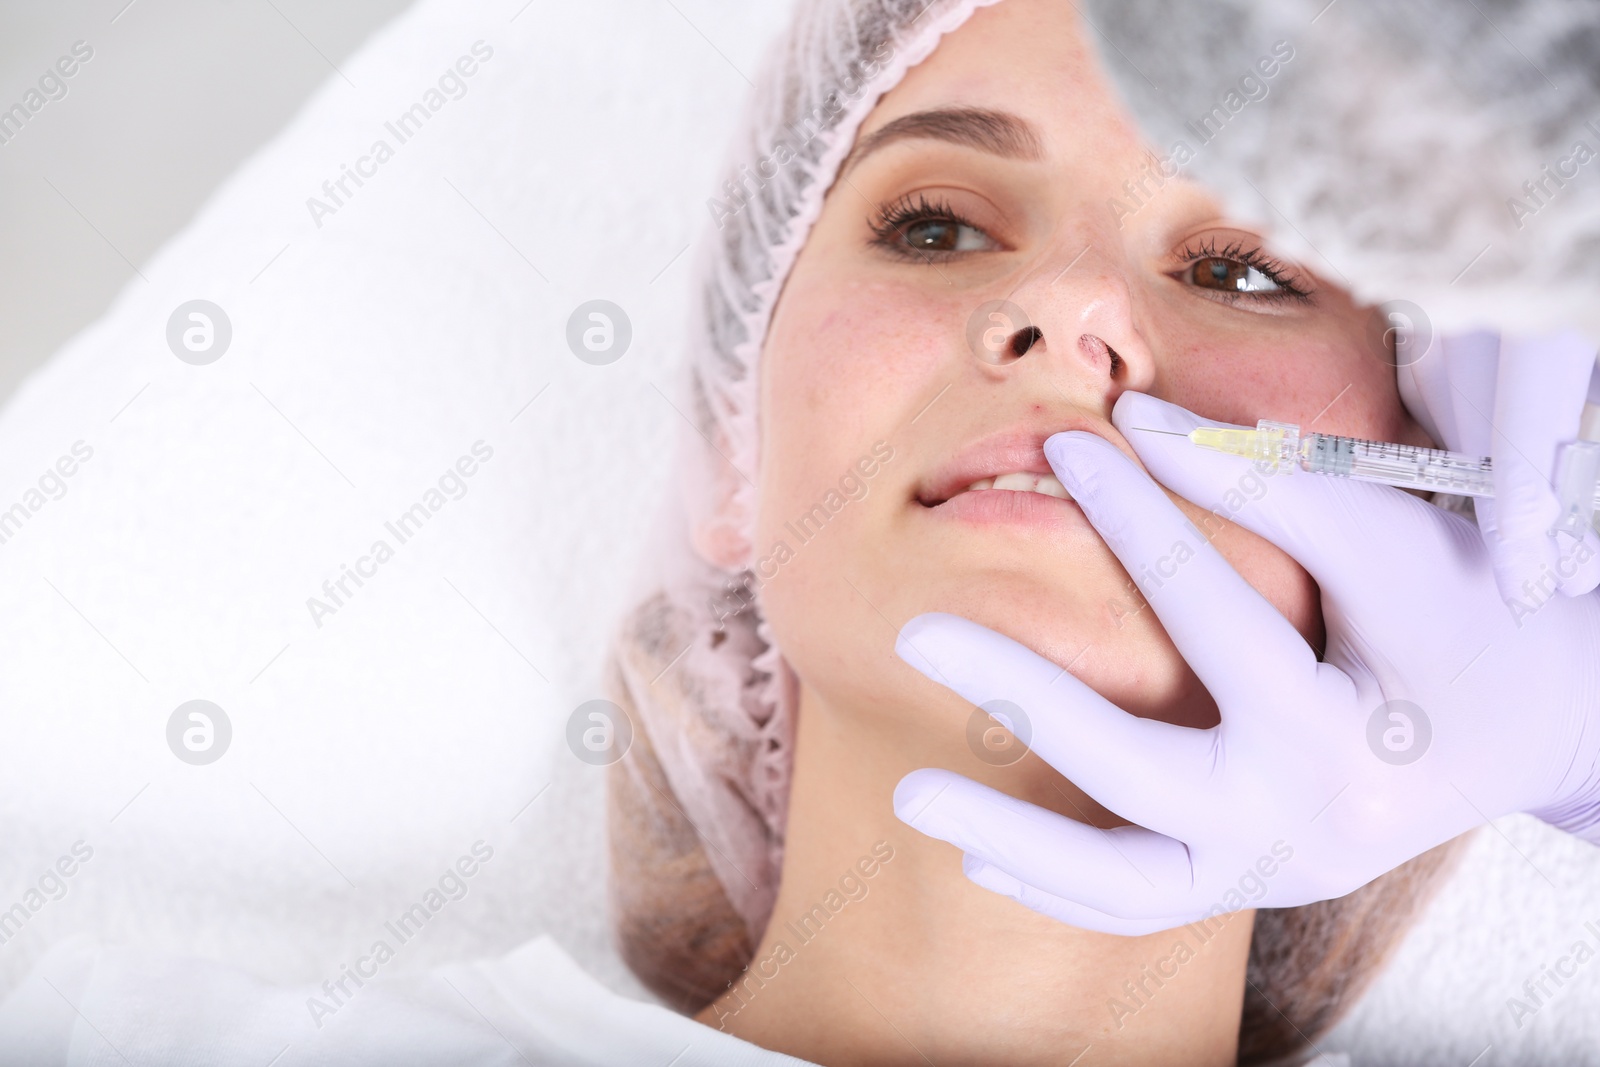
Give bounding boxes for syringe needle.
[1130,427,1191,438]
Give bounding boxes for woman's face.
[751,0,1427,758]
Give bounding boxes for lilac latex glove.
[1398,330,1600,602]
[892,391,1600,935]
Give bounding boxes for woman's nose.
[977,242,1157,397]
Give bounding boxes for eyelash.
[866,192,989,261]
[868,198,1312,303]
[1173,237,1311,302]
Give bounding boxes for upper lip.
[916,413,1117,507]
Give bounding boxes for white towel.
[0,0,787,1013]
[0,934,814,1066]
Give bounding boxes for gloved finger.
[1042,430,1316,715]
[1417,333,1517,578]
[1487,506,1600,602]
[962,856,1203,936]
[1437,331,1502,457]
[1111,391,1484,647]
[1396,328,1454,450]
[1404,331,1600,602]
[1491,332,1600,599]
[893,768,1198,918]
[1570,356,1600,596]
[1400,332,1512,585]
[1555,527,1600,598]
[896,614,1212,834]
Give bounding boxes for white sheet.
[0,0,789,1014]
[0,0,1595,1061]
[0,934,813,1066]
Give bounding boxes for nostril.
[1079,334,1124,378]
[1010,326,1043,358]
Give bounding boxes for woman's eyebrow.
[840,106,1045,177]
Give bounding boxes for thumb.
[1111,391,1486,616]
[1486,332,1600,599]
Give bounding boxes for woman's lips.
[926,479,1086,527]
[915,423,1109,528]
[933,484,1086,526]
[963,471,1073,499]
[915,417,1129,507]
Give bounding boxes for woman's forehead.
[854,3,1148,172]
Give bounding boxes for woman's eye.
[868,194,1002,261]
[899,217,996,253]
[1185,255,1283,293]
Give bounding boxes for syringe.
[1187,420,1600,535]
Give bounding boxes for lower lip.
[928,488,1086,527]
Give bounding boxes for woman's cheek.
[758,274,951,523]
[1150,301,1371,418]
[1158,344,1337,429]
[772,273,951,403]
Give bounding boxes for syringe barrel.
[1298,432,1496,496]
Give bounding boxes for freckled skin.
[695,0,1434,1062]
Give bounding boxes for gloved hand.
[892,390,1600,935]
[1398,329,1600,601]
